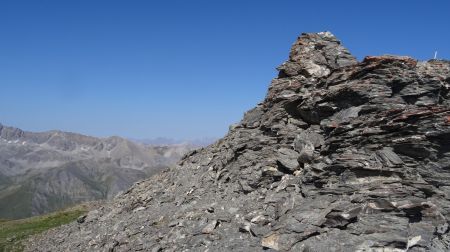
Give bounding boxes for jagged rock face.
[26,32,450,251]
[0,125,194,219]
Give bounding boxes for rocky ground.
[26,32,450,251]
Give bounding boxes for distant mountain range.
[130,137,217,147]
[0,123,197,219]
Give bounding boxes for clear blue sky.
[1,1,449,139]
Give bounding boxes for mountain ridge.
[130,137,217,147]
[0,123,195,219]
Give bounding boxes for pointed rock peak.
[278,32,357,78]
[289,32,357,68]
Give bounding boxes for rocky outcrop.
[0,125,195,219]
[26,32,450,251]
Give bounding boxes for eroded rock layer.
[27,32,450,252]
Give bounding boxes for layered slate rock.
[26,32,450,252]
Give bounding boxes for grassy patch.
[0,205,87,252]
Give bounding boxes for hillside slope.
[27,32,450,251]
[0,125,194,219]
[0,204,91,252]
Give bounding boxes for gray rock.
[76,215,87,224]
[201,220,218,234]
[276,148,300,173]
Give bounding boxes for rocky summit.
[26,32,450,251]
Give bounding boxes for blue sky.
[1,1,449,139]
